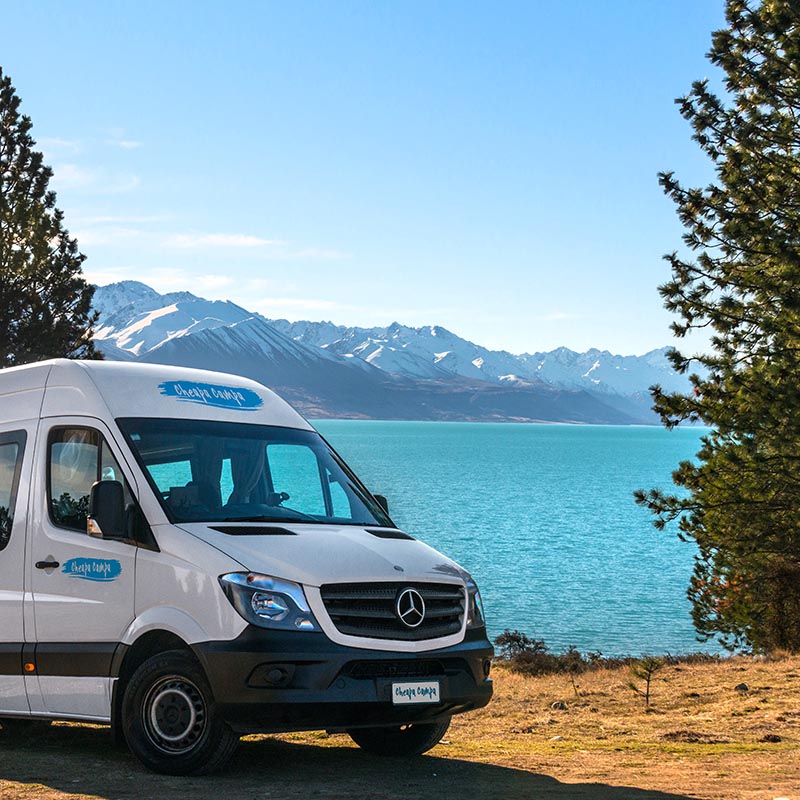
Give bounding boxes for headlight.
[219,573,321,632]
[466,577,486,629]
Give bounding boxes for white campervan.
[0,360,492,774]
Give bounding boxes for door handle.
[35,560,60,570]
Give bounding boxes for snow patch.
[582,360,601,378]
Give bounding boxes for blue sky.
[3,1,724,354]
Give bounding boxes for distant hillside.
[91,280,693,424]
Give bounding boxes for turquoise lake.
[315,420,709,657]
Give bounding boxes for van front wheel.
[347,717,450,757]
[121,650,238,775]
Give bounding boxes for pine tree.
[0,66,100,366]
[635,0,800,653]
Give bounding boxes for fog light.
[483,659,492,678]
[247,663,296,688]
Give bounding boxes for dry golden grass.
[443,655,800,798]
[1,656,799,800]
[278,655,800,798]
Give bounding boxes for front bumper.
[193,627,493,734]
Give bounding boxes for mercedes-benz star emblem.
[396,587,426,628]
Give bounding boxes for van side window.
[0,431,26,552]
[48,428,132,532]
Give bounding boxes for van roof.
[0,359,312,430]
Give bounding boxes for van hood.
[175,523,468,588]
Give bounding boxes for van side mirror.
[374,494,389,515]
[88,480,125,539]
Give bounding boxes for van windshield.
[116,418,393,528]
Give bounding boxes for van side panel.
[0,419,38,715]
[129,525,247,645]
[0,390,47,426]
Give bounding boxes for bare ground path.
[0,727,697,800]
[1,656,799,800]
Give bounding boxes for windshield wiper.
[223,512,317,523]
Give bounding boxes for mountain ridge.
[269,317,685,397]
[90,280,686,424]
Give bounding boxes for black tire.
[348,717,450,757]
[121,649,238,775]
[0,718,52,740]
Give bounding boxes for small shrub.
[628,656,665,707]
[494,631,620,680]
[662,652,721,666]
[493,631,723,689]
[494,629,546,660]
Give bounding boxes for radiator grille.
[320,582,465,641]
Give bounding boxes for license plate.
[391,680,441,705]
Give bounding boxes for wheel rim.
[142,675,207,754]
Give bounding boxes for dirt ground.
[1,655,799,800]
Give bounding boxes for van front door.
[29,421,138,720]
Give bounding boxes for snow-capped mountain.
[269,319,691,397]
[93,288,252,358]
[90,281,687,424]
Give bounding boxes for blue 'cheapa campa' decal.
[158,380,264,411]
[62,558,122,582]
